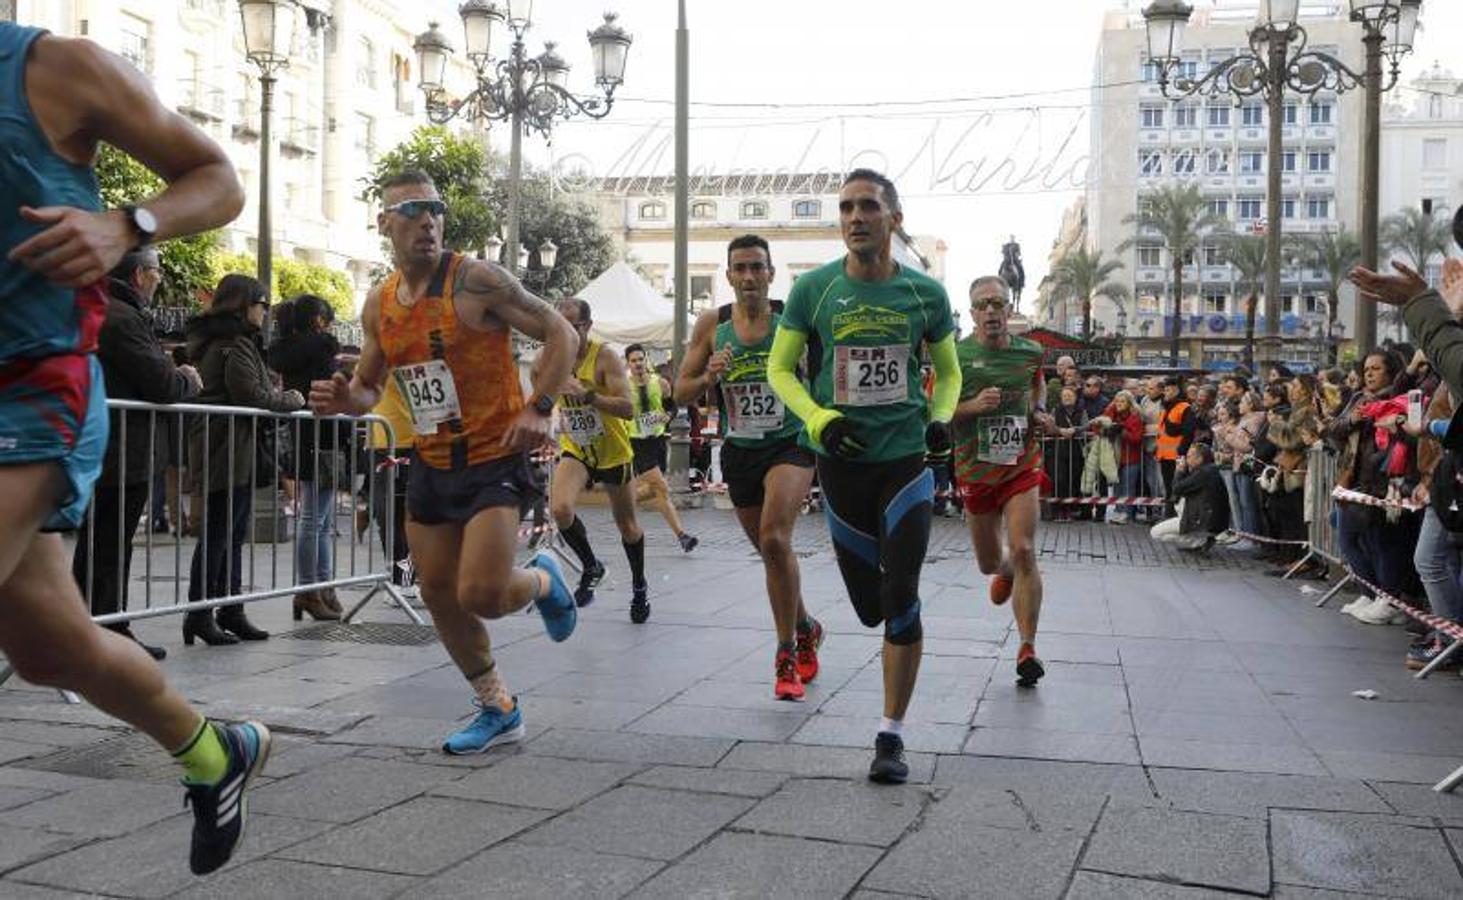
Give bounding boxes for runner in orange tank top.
[310,170,582,756]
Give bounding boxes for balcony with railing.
[178,83,225,123]
[232,99,259,139]
[280,118,320,156]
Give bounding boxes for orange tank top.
[377,253,524,470]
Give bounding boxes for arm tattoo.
[458,259,557,327]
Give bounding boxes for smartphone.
[1408,389,1424,430]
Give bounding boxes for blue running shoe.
[184,720,272,875]
[527,553,577,642]
[442,699,525,755]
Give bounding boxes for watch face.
[134,206,158,236]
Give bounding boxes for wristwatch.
[528,392,556,417]
[121,204,157,249]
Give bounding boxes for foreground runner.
[768,170,961,782]
[0,23,266,874]
[548,299,653,622]
[625,343,698,553]
[311,170,581,754]
[676,234,824,701]
[952,276,1048,687]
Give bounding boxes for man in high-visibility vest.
[1155,376,1196,515]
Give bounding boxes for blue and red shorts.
[0,351,108,531]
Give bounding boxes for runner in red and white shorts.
[951,276,1052,686]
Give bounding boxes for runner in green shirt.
[676,234,823,704]
[952,275,1053,687]
[767,169,962,784]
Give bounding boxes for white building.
[589,173,948,315]
[10,0,484,308]
[1380,63,1463,287]
[1087,1,1369,367]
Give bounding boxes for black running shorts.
[720,437,815,509]
[562,451,633,487]
[631,436,669,476]
[406,451,540,525]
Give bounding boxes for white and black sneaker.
[184,721,271,875]
[868,731,908,784]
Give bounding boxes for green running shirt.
[780,258,956,463]
[952,333,1045,486]
[714,303,802,448]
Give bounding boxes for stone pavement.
[3,510,1463,898]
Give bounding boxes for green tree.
[1382,205,1451,273]
[1047,246,1127,341]
[1304,227,1361,365]
[363,125,496,255]
[212,252,356,320]
[1119,184,1224,367]
[497,170,616,298]
[95,144,219,309]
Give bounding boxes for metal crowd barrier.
[72,399,419,628]
[1036,433,1168,516]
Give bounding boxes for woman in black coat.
[1045,385,1088,521]
[183,275,305,646]
[268,295,346,622]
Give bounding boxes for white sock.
[879,717,903,736]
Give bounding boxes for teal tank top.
[0,23,105,362]
[714,302,802,448]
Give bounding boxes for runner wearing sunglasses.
[310,170,582,756]
[952,276,1050,687]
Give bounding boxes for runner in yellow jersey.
[549,298,652,621]
[625,343,698,553]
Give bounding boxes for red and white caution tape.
[1226,528,1310,547]
[1341,567,1463,643]
[1044,496,1168,507]
[1331,486,1426,512]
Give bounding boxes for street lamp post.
[414,2,631,276]
[238,0,298,302]
[1141,0,1419,368]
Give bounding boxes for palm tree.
[1305,227,1361,365]
[1048,246,1129,341]
[1218,233,1267,373]
[1382,206,1451,272]
[1120,184,1225,367]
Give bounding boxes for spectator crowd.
[1035,345,1456,673]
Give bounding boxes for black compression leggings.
[817,452,933,645]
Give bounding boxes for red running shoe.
[794,618,824,684]
[774,649,805,701]
[990,573,1014,606]
[1016,642,1045,687]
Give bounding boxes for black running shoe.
[869,731,908,784]
[575,559,606,608]
[1016,649,1046,688]
[184,721,272,875]
[630,583,650,624]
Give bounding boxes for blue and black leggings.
[817,452,933,645]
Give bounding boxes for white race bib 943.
[394,360,461,434]
[833,344,908,407]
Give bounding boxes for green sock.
[172,718,228,786]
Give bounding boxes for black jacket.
[1171,461,1230,536]
[267,330,346,483]
[97,280,198,487]
[185,314,303,492]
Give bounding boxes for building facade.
[1380,64,1463,282]
[1087,1,1369,368]
[11,0,483,309]
[588,174,948,315]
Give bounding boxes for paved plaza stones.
[2,512,1463,898]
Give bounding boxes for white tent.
[578,262,675,349]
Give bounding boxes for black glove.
[925,420,951,462]
[820,415,867,460]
